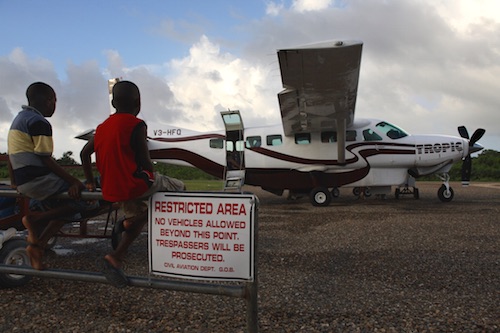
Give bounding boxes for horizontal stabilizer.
[75,129,95,141]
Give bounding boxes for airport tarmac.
[0,182,498,332]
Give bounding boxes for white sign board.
[149,192,256,281]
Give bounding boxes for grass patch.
[183,180,225,191]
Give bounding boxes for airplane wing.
[277,40,363,163]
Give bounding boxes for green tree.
[433,149,500,181]
[56,151,78,165]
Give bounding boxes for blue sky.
[0,1,263,76]
[1,0,499,158]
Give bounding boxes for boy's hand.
[135,169,155,187]
[68,181,85,199]
[85,182,96,192]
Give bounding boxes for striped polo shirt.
[7,105,53,186]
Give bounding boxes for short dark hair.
[112,80,140,111]
[26,82,55,105]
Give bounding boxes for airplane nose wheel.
[438,184,454,202]
[310,187,332,207]
[437,173,454,202]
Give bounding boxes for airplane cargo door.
[221,110,245,191]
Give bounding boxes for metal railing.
[0,189,259,332]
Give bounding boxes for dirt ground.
[0,182,498,332]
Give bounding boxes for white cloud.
[434,0,500,33]
[266,1,285,16]
[167,35,281,131]
[291,0,333,12]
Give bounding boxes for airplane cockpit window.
[376,121,408,139]
[294,133,311,145]
[210,138,224,149]
[266,134,282,146]
[321,131,337,143]
[246,136,261,148]
[362,129,383,141]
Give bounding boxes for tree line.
[1,149,499,182]
[0,151,216,181]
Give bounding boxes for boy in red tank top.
[81,81,184,288]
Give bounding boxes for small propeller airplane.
[78,40,485,207]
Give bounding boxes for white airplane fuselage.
[147,118,472,194]
[103,40,484,206]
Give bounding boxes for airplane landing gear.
[395,186,419,199]
[310,187,332,207]
[395,176,419,199]
[437,173,454,202]
[353,187,372,198]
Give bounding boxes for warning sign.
[148,192,256,281]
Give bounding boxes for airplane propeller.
[458,126,485,186]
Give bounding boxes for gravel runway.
[0,182,498,332]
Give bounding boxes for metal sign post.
[149,191,255,281]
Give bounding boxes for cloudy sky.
[1,0,499,159]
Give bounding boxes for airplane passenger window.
[226,141,234,152]
[321,131,337,143]
[266,134,282,146]
[246,136,261,148]
[294,133,311,145]
[363,129,382,141]
[210,138,224,149]
[235,140,245,151]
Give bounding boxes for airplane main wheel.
[0,238,32,288]
[331,187,340,198]
[395,188,400,199]
[353,187,370,197]
[414,188,420,199]
[438,185,454,202]
[310,187,332,207]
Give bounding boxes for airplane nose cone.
[469,142,484,154]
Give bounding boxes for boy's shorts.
[24,173,99,221]
[121,173,185,218]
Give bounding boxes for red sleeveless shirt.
[94,113,149,202]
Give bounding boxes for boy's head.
[26,82,57,117]
[112,81,141,116]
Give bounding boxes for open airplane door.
[221,110,245,191]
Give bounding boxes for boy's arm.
[134,123,154,172]
[80,137,96,191]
